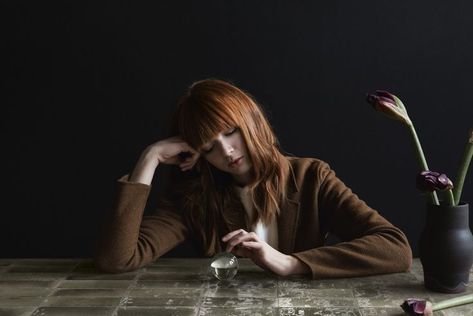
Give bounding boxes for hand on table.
[222,229,310,277]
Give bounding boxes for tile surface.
[0,258,471,316]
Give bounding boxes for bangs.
[177,98,237,150]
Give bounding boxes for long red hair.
[167,78,290,255]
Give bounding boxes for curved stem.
[453,141,473,205]
[445,189,455,206]
[407,125,439,205]
[432,293,473,311]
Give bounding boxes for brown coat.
[95,157,412,279]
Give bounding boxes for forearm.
[95,180,151,273]
[129,146,160,185]
[265,248,310,277]
[285,255,311,275]
[292,228,412,279]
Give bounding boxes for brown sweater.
[95,157,412,279]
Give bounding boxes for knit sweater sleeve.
[291,162,412,279]
[95,175,188,273]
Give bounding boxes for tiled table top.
[0,258,472,316]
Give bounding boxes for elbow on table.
[392,234,413,272]
[94,255,137,274]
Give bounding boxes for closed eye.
[202,128,238,154]
[202,146,214,154]
[224,128,237,136]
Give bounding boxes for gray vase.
[419,202,473,293]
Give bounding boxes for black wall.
[2,1,472,258]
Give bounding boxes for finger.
[226,233,259,252]
[231,245,250,258]
[179,161,194,169]
[222,229,247,242]
[182,143,199,156]
[240,241,262,250]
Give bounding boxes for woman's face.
[200,127,253,186]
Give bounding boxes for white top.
[233,185,279,250]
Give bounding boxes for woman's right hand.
[129,136,200,185]
[149,136,200,171]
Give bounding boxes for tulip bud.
[416,171,453,192]
[366,90,412,126]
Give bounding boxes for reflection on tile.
[203,287,277,298]
[144,266,205,274]
[0,307,36,316]
[136,280,205,289]
[201,297,277,308]
[359,307,409,316]
[0,287,54,297]
[0,280,59,289]
[137,273,208,281]
[6,259,81,266]
[279,296,356,308]
[41,296,121,307]
[52,289,127,297]
[0,296,46,307]
[124,297,201,307]
[117,307,199,316]
[278,288,352,298]
[66,272,137,280]
[0,273,67,281]
[233,271,275,281]
[129,288,203,298]
[279,307,361,316]
[207,279,276,289]
[57,280,132,289]
[148,258,209,267]
[31,306,115,316]
[8,265,76,273]
[198,307,275,316]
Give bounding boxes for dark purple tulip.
[417,171,453,192]
[400,298,433,315]
[366,90,396,108]
[366,90,411,125]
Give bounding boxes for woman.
[95,79,412,278]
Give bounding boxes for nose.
[219,140,234,157]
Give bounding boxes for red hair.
[168,78,290,255]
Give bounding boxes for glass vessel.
[209,252,239,280]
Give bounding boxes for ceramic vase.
[419,202,473,293]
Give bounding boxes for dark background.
[2,1,472,258]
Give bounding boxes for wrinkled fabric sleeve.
[292,162,412,279]
[95,175,188,273]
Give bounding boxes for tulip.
[401,294,473,315]
[453,128,473,205]
[366,90,412,126]
[401,298,433,315]
[366,90,439,205]
[416,171,453,191]
[417,171,455,206]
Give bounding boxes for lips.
[228,156,243,167]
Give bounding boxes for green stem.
[432,293,473,311]
[445,189,455,206]
[453,140,473,205]
[407,124,439,205]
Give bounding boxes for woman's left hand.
[222,229,309,277]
